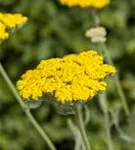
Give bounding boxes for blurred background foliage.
[0,0,135,150]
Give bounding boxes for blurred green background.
[0,0,135,150]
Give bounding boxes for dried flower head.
[85,27,107,43]
[85,27,106,38]
[91,36,106,43]
[17,50,116,103]
[59,0,110,8]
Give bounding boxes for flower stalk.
[75,104,92,150]
[99,93,114,150]
[95,44,114,150]
[90,11,129,116]
[0,62,56,150]
[100,43,129,115]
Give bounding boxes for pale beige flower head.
[85,27,107,43]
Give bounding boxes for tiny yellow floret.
[59,0,110,8]
[17,50,116,103]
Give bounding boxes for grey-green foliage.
[0,0,135,150]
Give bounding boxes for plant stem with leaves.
[91,10,129,115]
[100,43,129,115]
[99,93,114,150]
[75,104,92,150]
[0,62,56,150]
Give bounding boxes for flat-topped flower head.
[0,22,9,40]
[59,0,110,8]
[17,50,116,103]
[85,27,107,43]
[0,13,28,28]
[0,12,27,41]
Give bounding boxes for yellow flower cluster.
[0,13,28,40]
[17,50,116,103]
[59,0,110,8]
[0,22,8,40]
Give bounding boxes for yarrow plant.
[58,1,129,150]
[16,49,115,150]
[0,2,132,150]
[60,0,130,149]
[59,0,110,8]
[17,50,116,103]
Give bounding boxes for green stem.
[99,93,113,150]
[91,11,129,115]
[75,104,91,150]
[100,43,129,115]
[0,62,56,150]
